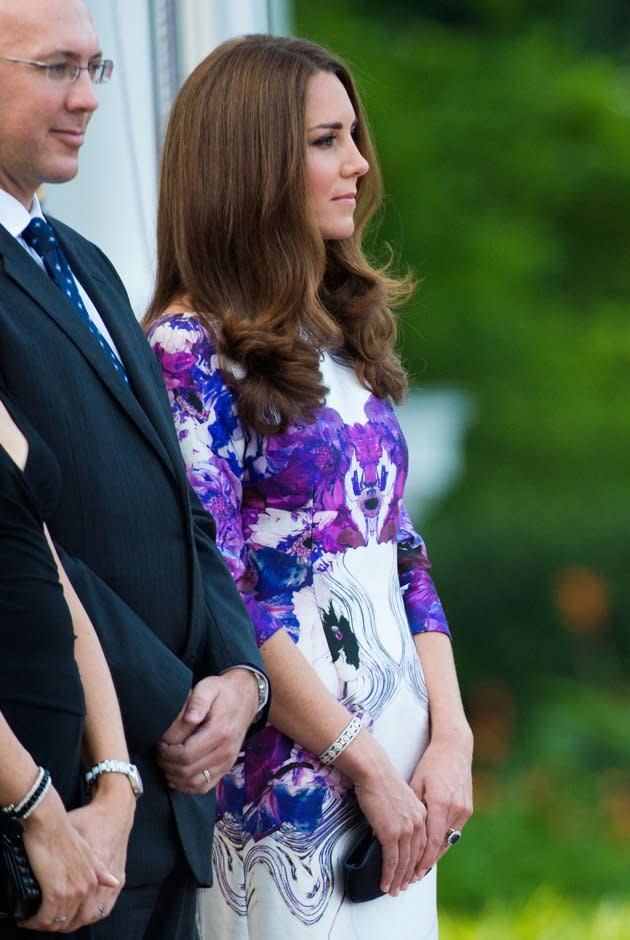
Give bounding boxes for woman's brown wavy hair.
[144,34,412,434]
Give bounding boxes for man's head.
[0,0,101,208]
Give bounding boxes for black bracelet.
[0,768,51,820]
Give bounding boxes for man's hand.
[156,670,259,793]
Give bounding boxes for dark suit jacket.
[0,216,265,887]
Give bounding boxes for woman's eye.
[313,134,335,148]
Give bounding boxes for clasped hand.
[348,721,473,897]
[408,728,474,879]
[353,763,428,897]
[157,670,259,793]
[19,787,126,934]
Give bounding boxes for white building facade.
[43,0,290,315]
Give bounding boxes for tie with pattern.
[21,217,129,384]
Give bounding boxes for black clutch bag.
[343,828,385,903]
[0,831,42,921]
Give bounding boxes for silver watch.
[253,671,268,715]
[85,760,143,798]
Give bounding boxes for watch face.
[129,765,144,797]
[256,673,267,710]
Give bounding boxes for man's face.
[0,0,101,208]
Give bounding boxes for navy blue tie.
[21,218,129,384]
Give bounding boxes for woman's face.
[305,71,369,240]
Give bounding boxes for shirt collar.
[0,188,45,238]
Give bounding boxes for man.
[0,1,268,937]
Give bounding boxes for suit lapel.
[0,222,177,478]
[58,231,190,481]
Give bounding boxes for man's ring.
[98,903,107,916]
[446,827,462,846]
[53,916,68,924]
[202,768,211,785]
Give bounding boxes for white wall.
[177,0,291,78]
[43,1,158,315]
[42,0,290,317]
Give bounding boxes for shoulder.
[46,214,87,244]
[47,215,106,263]
[147,313,234,406]
[147,311,218,357]
[47,215,126,288]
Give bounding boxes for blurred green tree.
[294,1,630,701]
[294,1,630,913]
[326,0,630,55]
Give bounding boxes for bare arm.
[0,712,119,933]
[44,529,135,915]
[255,629,428,896]
[409,632,473,876]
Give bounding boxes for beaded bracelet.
[319,715,362,765]
[1,767,52,820]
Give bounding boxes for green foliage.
[308,0,630,56]
[294,1,630,921]
[441,892,630,940]
[438,679,630,911]
[294,0,630,695]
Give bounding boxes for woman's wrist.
[86,774,137,836]
[428,714,473,753]
[332,729,393,786]
[19,782,65,832]
[318,715,362,765]
[0,765,51,820]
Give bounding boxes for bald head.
[0,0,96,55]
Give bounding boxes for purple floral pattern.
[148,313,449,926]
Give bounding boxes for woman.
[145,35,473,940]
[0,393,136,937]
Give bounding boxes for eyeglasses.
[0,56,114,84]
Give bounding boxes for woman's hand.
[66,773,136,923]
[408,721,473,880]
[333,729,428,897]
[353,757,428,896]
[18,786,120,933]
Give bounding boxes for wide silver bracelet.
[319,715,362,765]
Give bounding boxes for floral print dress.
[148,314,450,940]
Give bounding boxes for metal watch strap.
[84,760,143,798]
[254,671,268,714]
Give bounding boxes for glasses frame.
[0,55,114,85]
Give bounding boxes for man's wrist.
[221,665,269,716]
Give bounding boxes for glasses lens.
[90,60,114,84]
[46,63,72,82]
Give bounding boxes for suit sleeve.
[188,493,267,678]
[55,546,192,756]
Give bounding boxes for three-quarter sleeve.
[148,315,285,647]
[397,503,451,637]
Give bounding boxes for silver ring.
[446,827,462,846]
[98,903,107,916]
[202,768,211,785]
[53,916,68,924]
